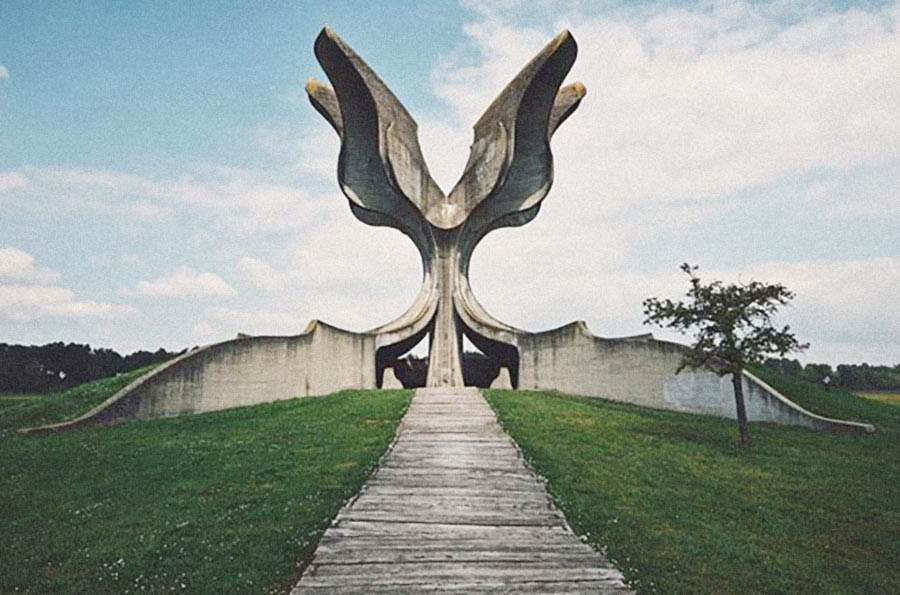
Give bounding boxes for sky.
[0,0,898,366]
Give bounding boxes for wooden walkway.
[291,387,632,593]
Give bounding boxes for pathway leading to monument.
[292,387,632,593]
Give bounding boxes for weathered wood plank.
[323,520,577,541]
[336,512,564,527]
[354,490,551,506]
[293,581,630,594]
[311,549,606,565]
[304,561,624,581]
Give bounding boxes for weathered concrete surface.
[20,320,376,434]
[516,321,874,433]
[292,388,632,593]
[20,317,873,434]
[307,28,585,387]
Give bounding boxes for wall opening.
[375,314,519,389]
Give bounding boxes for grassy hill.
[485,376,900,594]
[0,376,411,594]
[4,369,898,593]
[855,390,900,406]
[0,363,161,434]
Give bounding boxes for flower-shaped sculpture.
[306,27,585,387]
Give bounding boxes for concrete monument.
[306,27,584,389]
[23,28,873,434]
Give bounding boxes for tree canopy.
[763,358,900,390]
[643,263,808,376]
[0,342,181,394]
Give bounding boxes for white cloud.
[6,166,326,234]
[0,65,8,81]
[809,164,900,222]
[416,1,900,366]
[155,168,325,233]
[257,121,340,183]
[741,257,900,345]
[0,284,134,321]
[41,299,135,318]
[235,257,280,291]
[193,306,308,340]
[416,118,476,194]
[219,221,423,334]
[124,266,234,298]
[427,2,900,210]
[0,171,29,193]
[191,321,216,339]
[0,285,77,310]
[128,200,175,221]
[50,168,150,191]
[0,249,133,321]
[0,247,62,284]
[120,254,143,265]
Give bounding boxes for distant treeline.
[0,342,184,394]
[762,358,900,391]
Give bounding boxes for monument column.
[426,230,465,387]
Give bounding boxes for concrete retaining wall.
[24,321,376,433]
[23,318,873,434]
[516,321,874,433]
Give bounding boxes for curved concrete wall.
[24,321,376,433]
[516,321,874,433]
[24,318,873,434]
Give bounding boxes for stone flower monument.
[24,29,873,435]
[305,27,584,388]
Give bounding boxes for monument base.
[21,319,874,434]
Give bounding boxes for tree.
[643,263,808,445]
[0,342,180,394]
[802,362,834,385]
[763,357,803,378]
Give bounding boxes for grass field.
[485,377,900,594]
[5,369,898,593]
[855,391,900,406]
[0,377,411,594]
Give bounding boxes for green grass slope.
[856,391,900,406]
[0,363,161,434]
[751,366,900,432]
[485,380,900,594]
[1,385,411,594]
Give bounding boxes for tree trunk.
[731,371,750,445]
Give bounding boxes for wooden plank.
[293,580,631,594]
[303,561,624,581]
[336,511,564,527]
[311,548,606,565]
[355,488,551,504]
[323,520,577,541]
